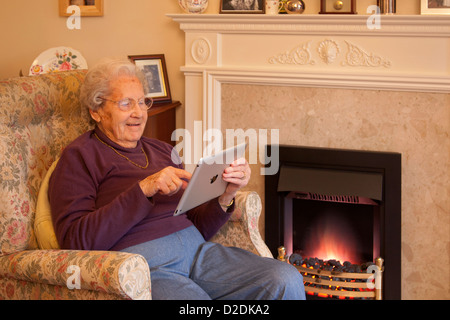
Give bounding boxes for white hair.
[80,57,145,111]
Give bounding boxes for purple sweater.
[48,127,233,251]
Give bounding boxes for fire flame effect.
[295,213,378,299]
[303,214,360,264]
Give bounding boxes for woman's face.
[90,75,148,148]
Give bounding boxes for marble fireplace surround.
[169,14,450,299]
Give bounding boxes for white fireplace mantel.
[170,13,450,37]
[168,14,450,167]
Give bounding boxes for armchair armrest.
[211,191,273,258]
[0,249,151,300]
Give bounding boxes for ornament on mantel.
[178,0,208,14]
[284,0,305,14]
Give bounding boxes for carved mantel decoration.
[269,40,392,68]
[169,13,450,166]
[317,39,339,65]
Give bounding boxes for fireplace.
[172,13,449,299]
[265,145,401,300]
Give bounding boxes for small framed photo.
[128,54,172,104]
[59,0,104,17]
[320,0,356,14]
[220,0,265,14]
[421,0,450,15]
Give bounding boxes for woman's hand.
[139,166,192,198]
[218,158,251,208]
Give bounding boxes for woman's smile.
[89,76,148,148]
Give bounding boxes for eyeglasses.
[99,96,153,112]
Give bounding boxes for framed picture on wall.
[421,0,450,14]
[59,0,104,17]
[220,0,265,14]
[128,54,172,104]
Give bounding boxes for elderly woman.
[48,58,305,300]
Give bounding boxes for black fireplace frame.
[265,145,401,300]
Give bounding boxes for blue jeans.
[121,225,306,300]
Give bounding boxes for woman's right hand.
[139,166,192,198]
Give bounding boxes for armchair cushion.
[35,158,60,249]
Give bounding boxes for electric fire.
[265,145,401,299]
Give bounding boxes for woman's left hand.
[218,158,251,208]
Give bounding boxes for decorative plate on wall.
[29,47,87,75]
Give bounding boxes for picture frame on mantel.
[128,54,172,104]
[420,0,450,15]
[59,0,104,17]
[220,0,265,14]
[319,0,356,14]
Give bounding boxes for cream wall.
[0,0,421,126]
[0,0,188,126]
[0,0,422,77]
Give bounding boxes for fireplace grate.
[277,247,384,300]
[299,263,382,300]
[288,191,378,205]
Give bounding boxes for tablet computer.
[173,142,247,216]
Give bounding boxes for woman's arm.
[49,147,152,250]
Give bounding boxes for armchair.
[0,70,271,300]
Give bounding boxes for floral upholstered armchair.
[0,70,272,300]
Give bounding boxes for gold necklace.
[94,132,149,169]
